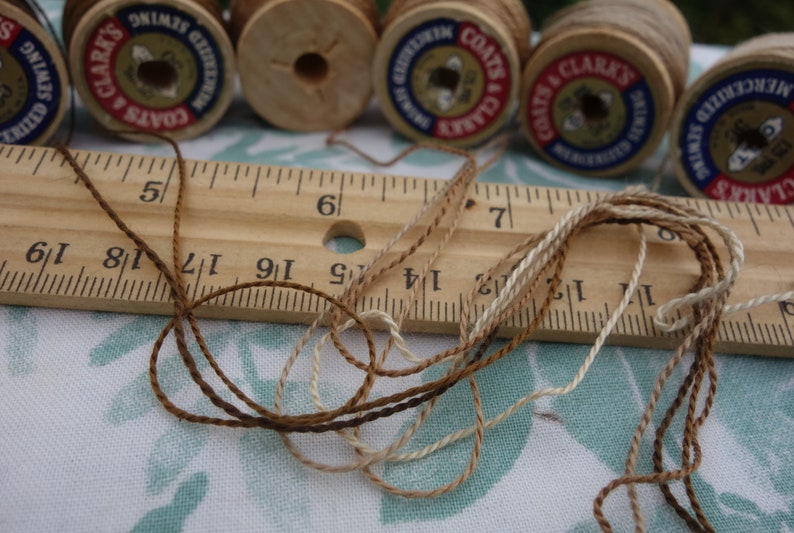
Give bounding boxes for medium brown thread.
[539,0,691,99]
[519,0,690,177]
[55,137,749,530]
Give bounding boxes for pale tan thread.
[384,0,532,65]
[540,0,691,99]
[54,131,791,531]
[719,32,794,62]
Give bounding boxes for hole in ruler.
[323,220,365,254]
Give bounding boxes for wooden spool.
[66,0,235,140]
[372,2,522,147]
[0,0,68,145]
[670,34,794,204]
[234,0,378,132]
[520,26,680,177]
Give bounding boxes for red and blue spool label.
[678,68,794,204]
[0,14,63,144]
[526,51,655,172]
[386,18,512,141]
[83,3,224,132]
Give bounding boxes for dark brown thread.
[55,136,731,531]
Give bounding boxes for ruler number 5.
[140,181,164,203]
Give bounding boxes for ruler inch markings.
[0,145,791,357]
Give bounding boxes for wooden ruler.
[1,144,792,357]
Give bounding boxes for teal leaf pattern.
[239,429,311,532]
[532,343,680,474]
[2,30,790,531]
[6,306,36,377]
[704,357,794,531]
[146,407,213,496]
[380,341,534,523]
[131,472,209,533]
[90,316,164,367]
[105,330,235,425]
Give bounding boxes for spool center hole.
[294,53,329,85]
[428,66,461,93]
[580,93,610,122]
[137,60,178,93]
[736,128,769,151]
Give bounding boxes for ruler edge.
[0,143,792,359]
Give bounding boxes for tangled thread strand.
[54,136,792,531]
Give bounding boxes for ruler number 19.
[26,241,70,264]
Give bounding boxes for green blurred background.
[374,0,793,46]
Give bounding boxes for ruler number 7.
[489,206,507,228]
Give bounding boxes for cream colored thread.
[273,183,789,507]
[273,140,488,483]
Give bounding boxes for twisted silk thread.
[383,0,532,65]
[229,0,380,44]
[55,135,792,531]
[540,0,691,99]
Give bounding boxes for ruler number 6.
[140,180,164,203]
[317,194,338,216]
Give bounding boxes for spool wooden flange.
[235,0,378,132]
[67,0,235,140]
[519,29,676,177]
[0,1,68,145]
[670,47,794,204]
[372,2,521,147]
